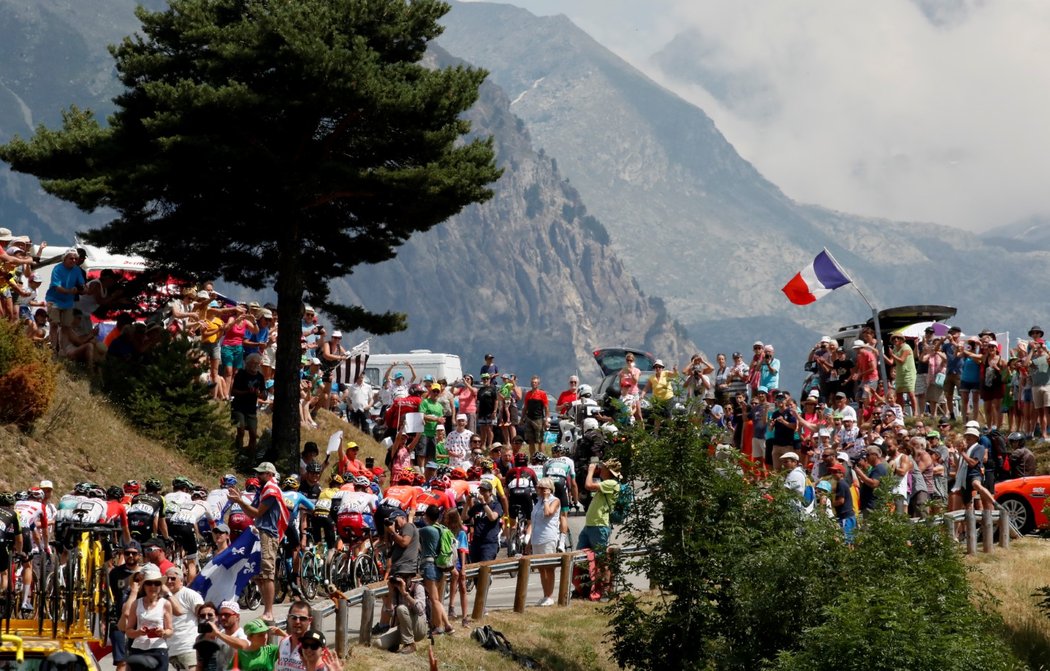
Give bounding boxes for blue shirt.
[942,341,963,374]
[252,486,282,537]
[961,358,980,385]
[46,263,83,309]
[281,490,314,526]
[759,358,780,391]
[244,325,269,353]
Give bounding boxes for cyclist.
[382,469,419,511]
[506,453,538,540]
[411,479,449,525]
[310,473,342,569]
[206,474,239,523]
[227,477,259,541]
[281,474,315,587]
[447,468,472,514]
[127,478,169,542]
[0,492,24,596]
[104,485,133,548]
[14,487,49,613]
[336,475,378,557]
[121,480,140,506]
[543,443,578,551]
[168,484,213,582]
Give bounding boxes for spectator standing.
[475,374,499,449]
[226,462,287,623]
[854,448,888,517]
[467,481,502,562]
[44,249,84,355]
[108,542,144,671]
[578,458,621,552]
[922,338,948,418]
[121,565,174,671]
[229,619,280,671]
[769,395,798,468]
[749,387,769,465]
[445,415,474,469]
[220,306,257,390]
[725,352,749,401]
[418,505,453,635]
[230,353,266,454]
[419,384,445,468]
[164,567,203,671]
[143,538,176,575]
[886,334,917,417]
[444,510,470,627]
[528,478,561,606]
[759,345,780,393]
[274,601,313,671]
[345,372,375,432]
[828,463,856,542]
[942,326,965,419]
[455,375,477,431]
[208,601,249,671]
[556,376,579,414]
[480,353,499,378]
[523,376,550,456]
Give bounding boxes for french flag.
[782,249,851,305]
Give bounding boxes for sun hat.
[601,458,623,479]
[779,452,799,461]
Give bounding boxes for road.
[97,510,641,668]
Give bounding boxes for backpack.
[609,482,633,525]
[986,429,1008,478]
[433,522,456,569]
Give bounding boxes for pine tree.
[0,0,501,467]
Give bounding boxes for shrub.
[100,336,232,470]
[0,319,58,429]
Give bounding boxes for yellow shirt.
[650,371,675,401]
[200,316,225,344]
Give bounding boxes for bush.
[0,319,58,429]
[100,336,232,470]
[605,417,1024,671]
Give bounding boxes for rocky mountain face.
[0,1,694,385]
[438,1,1050,388]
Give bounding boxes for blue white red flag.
[189,526,260,604]
[260,478,290,541]
[782,250,851,305]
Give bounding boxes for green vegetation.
[0,319,58,430]
[605,418,1025,671]
[100,337,232,471]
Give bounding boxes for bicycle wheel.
[331,551,353,592]
[352,555,379,588]
[300,554,319,601]
[64,548,80,632]
[274,558,290,605]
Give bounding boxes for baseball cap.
[926,430,941,439]
[39,480,53,489]
[818,428,832,438]
[779,452,800,461]
[142,537,163,550]
[816,480,833,493]
[828,463,846,474]
[484,353,494,359]
[254,462,278,475]
[851,341,864,349]
[456,413,468,421]
[243,619,269,635]
[653,359,665,368]
[431,383,441,391]
[331,330,342,338]
[965,420,980,429]
[753,341,763,348]
[938,417,951,425]
[300,630,326,647]
[478,480,494,491]
[141,565,163,581]
[834,391,847,399]
[481,373,491,379]
[836,451,850,463]
[569,375,579,382]
[125,541,142,553]
[219,600,241,615]
[346,441,359,450]
[213,523,230,534]
[819,336,831,343]
[756,386,768,394]
[303,305,315,313]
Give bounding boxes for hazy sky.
[462,0,1050,232]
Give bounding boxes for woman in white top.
[527,478,562,607]
[123,565,174,671]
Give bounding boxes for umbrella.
[892,321,950,339]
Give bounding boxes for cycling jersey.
[448,480,471,506]
[169,501,210,559]
[506,467,538,496]
[338,491,378,515]
[313,487,339,518]
[480,473,505,499]
[543,457,575,482]
[164,491,193,517]
[52,498,105,525]
[56,494,80,512]
[205,488,232,522]
[104,501,129,528]
[382,485,418,510]
[409,489,447,518]
[15,499,47,551]
[0,508,22,572]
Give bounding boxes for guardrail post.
[965,507,977,555]
[981,508,994,553]
[997,506,1011,549]
[558,553,573,606]
[333,598,347,656]
[512,556,531,613]
[358,588,374,647]
[471,565,492,621]
[942,514,954,542]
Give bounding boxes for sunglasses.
[288,614,312,622]
[124,551,139,557]
[144,581,162,587]
[166,576,178,582]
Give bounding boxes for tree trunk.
[271,244,304,474]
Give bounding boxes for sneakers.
[537,597,554,607]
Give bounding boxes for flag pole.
[821,248,890,390]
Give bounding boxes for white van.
[364,350,464,388]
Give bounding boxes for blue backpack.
[609,482,634,525]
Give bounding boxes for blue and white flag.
[189,527,261,604]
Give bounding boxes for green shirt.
[1031,355,1050,387]
[233,644,278,671]
[435,440,449,465]
[584,479,620,528]
[419,398,444,437]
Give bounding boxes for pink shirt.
[456,386,477,414]
[222,320,247,347]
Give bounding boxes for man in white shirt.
[781,452,808,507]
[164,567,203,671]
[347,372,375,432]
[832,391,857,423]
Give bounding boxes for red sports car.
[995,475,1050,534]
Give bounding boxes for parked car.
[995,475,1050,534]
[591,346,656,402]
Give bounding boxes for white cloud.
[468,0,1050,231]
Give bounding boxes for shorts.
[751,437,766,461]
[169,522,199,559]
[261,347,275,368]
[169,651,198,671]
[1033,386,1050,409]
[532,539,557,555]
[416,435,436,460]
[508,494,534,522]
[914,375,928,396]
[577,525,610,551]
[839,516,857,543]
[46,304,74,328]
[0,545,9,574]
[205,341,221,361]
[110,628,128,664]
[310,516,336,548]
[283,525,300,557]
[1023,387,1034,403]
[336,512,370,542]
[960,379,981,392]
[258,532,279,580]
[468,542,498,564]
[477,415,495,427]
[231,410,258,431]
[126,515,155,543]
[421,561,442,582]
[221,344,244,370]
[523,418,545,444]
[551,478,570,511]
[980,386,1004,402]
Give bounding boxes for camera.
[384,518,395,527]
[198,622,213,634]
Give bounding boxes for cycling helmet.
[578,384,593,397]
[478,458,494,471]
[0,493,14,507]
[221,474,238,488]
[439,476,452,490]
[192,486,208,500]
[514,452,528,466]
[124,480,140,494]
[413,473,426,486]
[582,417,599,432]
[106,486,124,501]
[329,473,345,486]
[282,475,301,491]
[551,444,564,455]
[306,462,323,474]
[450,467,468,480]
[428,477,447,490]
[353,475,370,487]
[14,491,28,502]
[342,471,356,483]
[466,466,483,480]
[408,383,423,396]
[244,477,260,491]
[145,478,162,493]
[602,423,620,435]
[1008,432,1025,447]
[87,487,105,500]
[28,487,44,501]
[74,482,91,496]
[436,466,452,478]
[394,470,414,485]
[172,476,193,491]
[531,452,548,465]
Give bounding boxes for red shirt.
[523,389,549,420]
[556,389,577,413]
[105,501,129,527]
[385,396,421,431]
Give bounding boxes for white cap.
[820,336,831,343]
[851,341,864,349]
[753,341,763,348]
[965,420,980,429]
[764,344,774,352]
[964,427,981,437]
[780,451,800,461]
[456,414,468,422]
[818,428,832,438]
[304,305,315,313]
[807,390,819,400]
[219,600,241,614]
[331,331,342,338]
[311,357,321,365]
[836,451,850,463]
[653,359,665,367]
[39,480,53,489]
